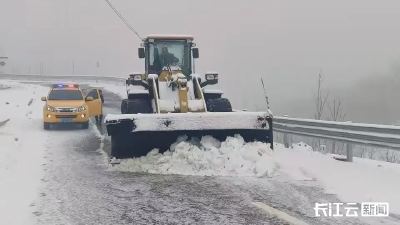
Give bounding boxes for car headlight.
[46,105,56,112]
[77,105,87,112]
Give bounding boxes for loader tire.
[121,99,128,114]
[206,98,232,112]
[126,99,152,114]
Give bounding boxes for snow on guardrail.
[274,116,400,162]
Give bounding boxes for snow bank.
[274,142,400,215]
[0,80,50,224]
[111,135,278,177]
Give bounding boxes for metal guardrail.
[0,73,126,85]
[274,116,400,162]
[2,74,398,162]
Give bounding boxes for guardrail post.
[283,132,291,148]
[282,115,292,148]
[346,143,353,162]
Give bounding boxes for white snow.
[126,84,148,95]
[111,134,278,177]
[274,124,400,149]
[188,99,205,111]
[274,142,400,215]
[88,83,127,99]
[158,80,180,112]
[105,111,271,131]
[111,136,400,215]
[275,116,400,130]
[0,80,50,224]
[159,100,179,112]
[171,73,186,82]
[202,89,224,94]
[163,66,182,71]
[275,122,400,139]
[145,34,194,39]
[148,74,159,80]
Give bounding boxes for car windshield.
[48,90,83,100]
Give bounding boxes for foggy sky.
[1,0,400,124]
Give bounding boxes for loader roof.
[144,34,194,40]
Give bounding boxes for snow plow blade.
[105,112,273,159]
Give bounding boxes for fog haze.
[1,0,399,124]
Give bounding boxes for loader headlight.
[46,105,56,112]
[205,73,218,81]
[77,105,87,112]
[129,74,142,81]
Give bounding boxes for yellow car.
[41,83,103,130]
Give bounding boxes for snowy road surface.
[1,80,399,225]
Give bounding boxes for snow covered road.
[0,82,51,224]
[1,80,399,224]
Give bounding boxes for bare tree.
[312,70,329,151]
[314,69,329,120]
[335,142,347,155]
[328,98,346,153]
[367,147,377,160]
[381,149,399,163]
[328,98,346,122]
[359,145,368,158]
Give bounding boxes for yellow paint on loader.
[158,70,182,82]
[178,82,189,113]
[150,79,160,113]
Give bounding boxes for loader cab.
[138,35,198,77]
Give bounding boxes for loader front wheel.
[206,98,232,112]
[121,99,128,114]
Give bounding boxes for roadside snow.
[274,142,400,215]
[0,80,50,224]
[111,134,278,177]
[112,136,400,215]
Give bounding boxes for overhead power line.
[104,0,143,40]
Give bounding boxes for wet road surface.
[26,82,399,225]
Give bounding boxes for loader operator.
[162,46,179,67]
[150,45,180,74]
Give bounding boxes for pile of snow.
[111,135,400,214]
[0,83,10,90]
[0,80,51,224]
[274,142,400,215]
[111,134,278,177]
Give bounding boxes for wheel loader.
[104,34,273,159]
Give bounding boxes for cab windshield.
[149,40,191,75]
[48,90,83,100]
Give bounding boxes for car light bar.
[52,83,79,88]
